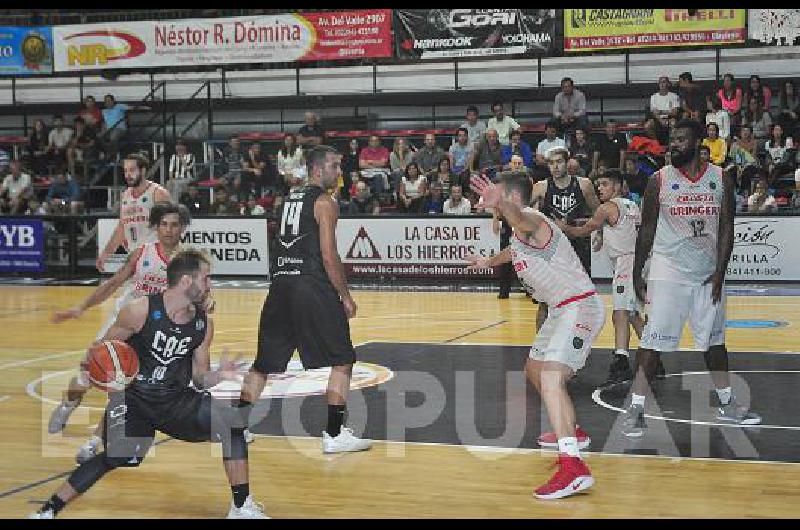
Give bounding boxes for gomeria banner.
[53,10,392,71]
[564,9,745,51]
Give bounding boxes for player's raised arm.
[471,173,545,238]
[465,247,513,270]
[52,247,143,324]
[315,194,356,319]
[555,203,610,239]
[633,172,661,302]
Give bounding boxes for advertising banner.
[98,217,270,276]
[0,26,53,75]
[564,9,745,51]
[0,218,44,272]
[53,10,392,72]
[395,9,558,59]
[338,216,500,278]
[591,216,800,281]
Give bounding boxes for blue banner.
[0,26,53,75]
[0,218,44,272]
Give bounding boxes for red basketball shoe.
[536,426,591,450]
[534,455,594,500]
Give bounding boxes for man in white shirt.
[442,184,472,215]
[649,76,681,126]
[487,101,521,146]
[0,159,32,214]
[48,115,74,165]
[534,121,567,179]
[460,105,487,147]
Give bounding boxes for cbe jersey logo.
[64,30,146,67]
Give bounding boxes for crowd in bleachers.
[3,72,800,217]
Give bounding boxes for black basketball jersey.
[127,293,208,397]
[273,185,328,283]
[540,176,591,226]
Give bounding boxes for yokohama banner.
[53,10,392,72]
[338,216,501,279]
[564,9,745,51]
[395,9,558,59]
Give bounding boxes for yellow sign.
[564,9,746,51]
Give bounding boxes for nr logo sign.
[346,227,381,259]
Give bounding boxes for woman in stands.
[717,73,743,130]
[276,133,304,186]
[390,137,415,194]
[764,123,796,185]
[778,80,799,137]
[432,157,456,199]
[745,75,773,113]
[743,97,773,149]
[398,161,427,214]
[27,119,50,176]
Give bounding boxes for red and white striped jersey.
[603,197,640,260]
[120,182,165,250]
[650,163,723,285]
[510,208,596,307]
[117,241,170,309]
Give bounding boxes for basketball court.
[2,283,800,518]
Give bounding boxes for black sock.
[231,483,249,509]
[327,404,346,437]
[42,494,66,516]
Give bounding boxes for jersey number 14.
[280,201,303,236]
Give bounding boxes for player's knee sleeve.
[67,452,116,493]
[222,428,248,462]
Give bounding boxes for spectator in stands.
[78,95,102,135]
[240,194,266,216]
[209,184,236,215]
[566,157,585,180]
[297,111,324,147]
[27,119,49,176]
[748,178,777,212]
[718,73,743,126]
[705,96,731,142]
[729,125,760,193]
[594,119,627,171]
[593,159,609,181]
[623,157,648,204]
[778,80,799,136]
[359,134,391,194]
[508,154,530,177]
[745,75,772,113]
[678,72,705,122]
[390,137,415,191]
[180,184,208,216]
[416,133,445,179]
[702,122,727,165]
[534,121,566,179]
[486,100,520,146]
[165,140,195,199]
[221,136,245,184]
[699,145,712,165]
[341,138,360,201]
[45,167,83,215]
[422,181,445,214]
[397,161,427,213]
[568,126,595,177]
[242,142,277,196]
[553,77,587,138]
[66,117,97,181]
[100,94,150,159]
[743,96,773,147]
[276,133,304,185]
[448,127,473,176]
[644,115,669,148]
[349,180,380,214]
[470,128,503,178]
[442,184,472,215]
[502,129,533,170]
[47,114,73,168]
[461,105,487,147]
[765,123,795,177]
[432,157,456,199]
[650,76,681,125]
[0,159,32,215]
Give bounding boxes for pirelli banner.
[97,217,269,276]
[53,10,392,71]
[394,9,558,59]
[338,216,501,279]
[592,216,800,282]
[564,9,746,51]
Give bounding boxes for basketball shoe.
[536,426,591,450]
[48,399,80,434]
[534,454,594,500]
[226,496,269,519]
[76,436,101,465]
[716,397,762,425]
[621,403,647,438]
[322,427,372,454]
[28,508,54,519]
[602,354,633,386]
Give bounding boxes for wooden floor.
[1,285,800,518]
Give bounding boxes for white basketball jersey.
[115,241,170,311]
[603,197,640,260]
[120,182,162,250]
[650,163,723,285]
[510,208,596,307]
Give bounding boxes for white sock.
[615,349,629,357]
[716,386,732,406]
[558,437,581,458]
[631,393,646,407]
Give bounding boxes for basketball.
[85,340,139,392]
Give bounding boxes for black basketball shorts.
[253,275,356,374]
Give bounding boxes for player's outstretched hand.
[464,253,489,271]
[51,306,83,324]
[218,348,244,381]
[470,173,502,209]
[343,296,358,320]
[703,271,724,304]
